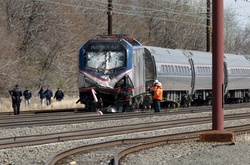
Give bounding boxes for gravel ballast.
[0,109,249,165]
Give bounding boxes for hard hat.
[153,79,159,84]
[157,82,162,86]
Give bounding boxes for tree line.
[0,0,249,96]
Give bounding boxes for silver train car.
[78,35,250,112]
[145,46,250,107]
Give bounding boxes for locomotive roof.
[92,34,142,46]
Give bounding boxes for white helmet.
[153,79,159,84]
[157,82,162,86]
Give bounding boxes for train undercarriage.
[78,89,250,113]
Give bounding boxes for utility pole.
[107,0,113,35]
[212,0,224,130]
[206,0,211,52]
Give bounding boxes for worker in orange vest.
[151,81,163,113]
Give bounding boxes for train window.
[201,67,203,73]
[85,51,125,71]
[166,66,169,72]
[181,66,184,73]
[171,66,174,73]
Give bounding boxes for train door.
[223,61,228,103]
[189,58,195,95]
[224,61,228,94]
[144,48,156,89]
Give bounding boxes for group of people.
[38,87,64,106]
[9,84,64,115]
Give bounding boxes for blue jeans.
[153,99,161,112]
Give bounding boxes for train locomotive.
[78,34,250,112]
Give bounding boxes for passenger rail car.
[78,34,250,112]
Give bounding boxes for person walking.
[54,88,64,101]
[9,84,22,115]
[151,81,163,113]
[38,86,46,106]
[44,87,53,106]
[23,87,32,106]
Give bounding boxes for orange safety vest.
[153,86,163,100]
[150,85,157,92]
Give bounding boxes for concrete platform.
[199,130,236,142]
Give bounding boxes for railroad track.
[46,124,250,165]
[1,112,250,150]
[1,102,250,129]
[0,104,250,164]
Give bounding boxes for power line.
[34,0,208,20]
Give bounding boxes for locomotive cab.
[78,34,146,112]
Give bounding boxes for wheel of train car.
[205,99,212,106]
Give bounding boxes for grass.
[0,96,85,113]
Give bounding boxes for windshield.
[85,51,125,71]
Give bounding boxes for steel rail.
[45,124,250,165]
[1,113,250,149]
[114,127,250,165]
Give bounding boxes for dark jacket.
[38,88,45,99]
[44,89,53,99]
[9,87,22,102]
[54,90,64,99]
[23,90,32,99]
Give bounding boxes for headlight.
[84,77,95,85]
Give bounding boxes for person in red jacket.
[151,82,163,113]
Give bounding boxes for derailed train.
[78,34,250,112]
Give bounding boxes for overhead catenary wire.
[25,0,209,28]
[2,0,245,28]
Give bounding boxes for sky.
[224,0,250,25]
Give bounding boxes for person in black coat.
[38,86,46,105]
[54,88,64,101]
[44,87,53,106]
[23,87,32,106]
[9,84,22,115]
